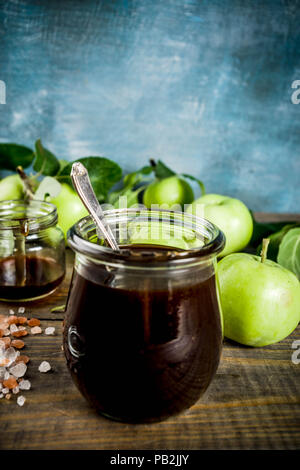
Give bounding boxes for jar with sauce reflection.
[0,199,65,302]
[64,208,225,423]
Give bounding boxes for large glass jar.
[64,209,225,423]
[0,199,65,302]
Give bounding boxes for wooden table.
[0,213,299,450]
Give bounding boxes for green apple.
[187,193,253,257]
[126,220,202,250]
[217,248,300,347]
[0,174,24,201]
[50,183,88,238]
[143,176,194,209]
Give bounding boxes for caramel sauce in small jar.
[0,200,65,302]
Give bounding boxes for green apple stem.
[260,238,270,263]
[16,166,35,200]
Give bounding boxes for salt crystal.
[18,307,25,314]
[0,345,6,358]
[16,355,29,364]
[9,362,27,378]
[38,361,51,373]
[28,318,40,327]
[2,387,9,394]
[3,329,10,336]
[3,377,18,389]
[18,326,27,331]
[31,326,42,335]
[7,316,18,325]
[0,315,9,324]
[4,371,10,380]
[45,327,55,335]
[5,347,19,366]
[5,393,11,400]
[0,357,11,367]
[12,329,28,338]
[12,386,19,394]
[19,379,31,390]
[0,367,5,380]
[17,395,26,406]
[0,383,2,391]
[11,339,25,349]
[10,324,18,333]
[9,309,15,315]
[0,394,3,399]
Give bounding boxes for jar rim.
[0,199,58,232]
[68,208,225,266]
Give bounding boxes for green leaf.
[0,143,34,170]
[150,160,205,195]
[108,165,153,207]
[152,160,176,179]
[256,224,300,261]
[33,139,60,176]
[181,173,206,195]
[110,188,138,208]
[51,305,66,313]
[58,159,69,173]
[249,213,296,248]
[33,176,62,201]
[277,227,300,279]
[123,165,153,187]
[58,156,122,202]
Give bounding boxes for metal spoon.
[70,162,119,251]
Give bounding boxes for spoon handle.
[71,162,119,251]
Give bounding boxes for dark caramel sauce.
[0,256,65,301]
[63,244,222,423]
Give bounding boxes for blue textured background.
[0,0,299,212]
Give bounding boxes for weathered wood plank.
[253,212,300,223]
[0,320,299,450]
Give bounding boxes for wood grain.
[0,213,299,450]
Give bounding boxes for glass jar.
[0,199,65,302]
[64,208,225,423]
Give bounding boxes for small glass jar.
[0,199,65,302]
[64,209,225,423]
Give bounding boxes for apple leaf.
[33,139,60,176]
[58,156,122,202]
[123,165,153,187]
[107,165,152,207]
[249,214,297,248]
[58,159,69,173]
[0,143,34,170]
[277,227,300,279]
[181,173,206,196]
[151,160,176,179]
[109,186,146,208]
[256,223,299,261]
[33,176,62,201]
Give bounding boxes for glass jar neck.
[0,199,58,234]
[68,208,225,269]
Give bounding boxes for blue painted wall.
[0,0,299,212]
